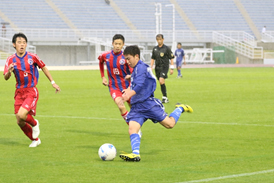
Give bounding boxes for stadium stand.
[0,0,68,29]
[0,0,273,33]
[51,0,127,29]
[241,0,274,31]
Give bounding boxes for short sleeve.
[33,54,46,69]
[151,48,155,59]
[167,47,175,59]
[3,58,12,75]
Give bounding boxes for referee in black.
[150,34,175,103]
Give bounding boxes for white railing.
[213,31,263,59]
[261,32,274,42]
[2,28,253,43]
[264,52,274,59]
[0,37,14,53]
[217,31,256,46]
[0,37,36,54]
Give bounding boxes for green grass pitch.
[0,67,274,183]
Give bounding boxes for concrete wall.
[35,45,96,66]
[257,42,274,50]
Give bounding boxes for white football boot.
[29,138,41,147]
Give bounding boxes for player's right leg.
[112,90,142,137]
[120,121,141,162]
[15,89,40,147]
[16,107,41,147]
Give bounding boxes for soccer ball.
[98,143,117,161]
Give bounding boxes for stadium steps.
[169,0,197,32]
[0,9,20,32]
[45,0,83,37]
[233,0,261,40]
[110,0,143,39]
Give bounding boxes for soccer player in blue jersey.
[119,45,193,162]
[174,42,186,78]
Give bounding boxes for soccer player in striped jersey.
[3,33,61,147]
[98,34,141,137]
[120,45,193,162]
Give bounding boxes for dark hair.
[112,34,125,43]
[124,45,140,58]
[12,32,28,44]
[177,42,181,46]
[156,34,164,39]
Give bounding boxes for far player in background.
[174,42,186,78]
[120,45,193,162]
[98,34,141,137]
[3,32,61,147]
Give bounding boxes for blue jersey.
[175,48,185,62]
[130,60,157,104]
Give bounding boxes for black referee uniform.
[151,44,174,80]
[151,44,174,103]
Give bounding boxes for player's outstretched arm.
[4,63,15,80]
[41,66,61,93]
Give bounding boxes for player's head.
[156,34,164,47]
[112,34,125,53]
[12,33,28,55]
[177,42,182,49]
[123,45,140,68]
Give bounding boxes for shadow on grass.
[0,138,22,146]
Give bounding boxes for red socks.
[121,111,129,125]
[25,114,37,127]
[20,123,38,141]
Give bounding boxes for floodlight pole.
[155,3,162,35]
[165,4,175,51]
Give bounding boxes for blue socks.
[130,133,140,155]
[169,107,184,124]
[178,69,181,76]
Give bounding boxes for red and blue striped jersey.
[98,50,133,91]
[4,52,45,89]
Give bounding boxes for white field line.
[178,168,274,183]
[0,113,274,127]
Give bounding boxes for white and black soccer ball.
[98,143,117,161]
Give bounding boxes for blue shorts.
[126,97,167,126]
[176,60,182,68]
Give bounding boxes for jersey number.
[113,68,120,75]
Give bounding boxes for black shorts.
[155,66,169,80]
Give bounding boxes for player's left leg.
[159,104,193,128]
[120,121,141,162]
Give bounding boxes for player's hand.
[52,83,61,93]
[122,88,130,101]
[170,69,174,75]
[8,63,15,73]
[125,75,131,81]
[102,77,108,86]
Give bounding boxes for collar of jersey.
[112,50,122,56]
[16,51,27,59]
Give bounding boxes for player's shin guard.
[25,114,37,127]
[169,108,183,124]
[130,133,140,155]
[20,123,37,141]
